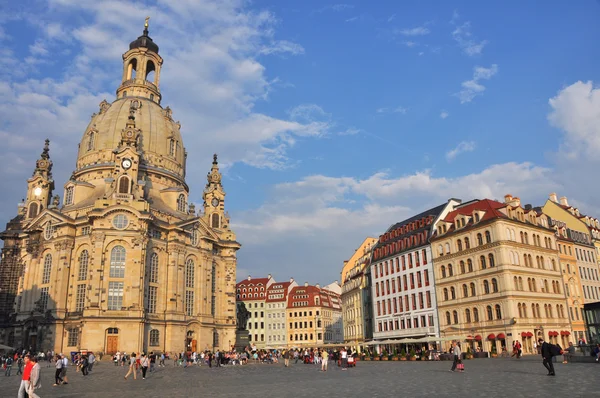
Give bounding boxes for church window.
[65,186,74,205]
[185,259,195,287]
[75,284,86,312]
[147,286,157,314]
[123,91,127,97]
[87,131,95,152]
[78,250,89,281]
[212,213,220,228]
[28,202,39,219]
[211,261,217,316]
[149,329,160,346]
[107,282,124,310]
[169,139,176,157]
[109,246,126,278]
[118,176,130,194]
[67,328,79,347]
[177,194,186,212]
[150,94,154,101]
[112,214,128,229]
[39,287,49,311]
[149,253,159,283]
[191,229,199,246]
[44,221,53,240]
[42,254,52,284]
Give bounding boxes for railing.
[121,78,158,91]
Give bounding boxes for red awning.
[562,331,571,336]
[497,333,506,339]
[466,335,474,340]
[521,332,528,337]
[526,332,533,337]
[548,331,555,337]
[474,335,482,341]
[488,333,496,340]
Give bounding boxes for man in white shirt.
[340,347,348,370]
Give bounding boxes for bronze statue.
[236,302,250,331]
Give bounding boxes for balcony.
[121,78,158,91]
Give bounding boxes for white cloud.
[548,81,600,157]
[452,22,488,56]
[338,127,360,136]
[403,41,418,48]
[259,40,305,55]
[316,4,354,13]
[345,17,358,23]
[440,110,449,119]
[456,64,498,103]
[399,26,430,36]
[446,141,476,161]
[377,106,407,114]
[388,14,396,22]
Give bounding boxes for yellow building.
[0,22,240,355]
[431,195,571,354]
[555,235,585,342]
[341,237,377,351]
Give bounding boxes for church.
[0,19,240,355]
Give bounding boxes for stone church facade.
[0,21,240,355]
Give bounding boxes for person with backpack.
[539,337,563,376]
[5,356,13,376]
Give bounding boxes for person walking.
[28,356,41,398]
[450,341,461,372]
[17,354,33,398]
[539,337,562,376]
[60,354,69,385]
[88,352,95,372]
[321,349,329,372]
[140,353,149,379]
[5,356,13,376]
[124,353,137,380]
[53,354,63,386]
[16,355,23,376]
[340,347,348,370]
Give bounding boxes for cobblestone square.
[0,357,596,397]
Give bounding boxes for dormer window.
[474,213,480,222]
[65,186,74,206]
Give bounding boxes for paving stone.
[0,357,596,397]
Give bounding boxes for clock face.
[121,158,132,170]
[33,187,43,197]
[211,198,219,207]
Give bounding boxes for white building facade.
[265,279,297,347]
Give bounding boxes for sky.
[1,0,600,286]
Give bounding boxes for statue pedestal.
[234,330,249,352]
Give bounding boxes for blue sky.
[1,1,600,284]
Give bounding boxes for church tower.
[202,154,230,230]
[24,139,54,220]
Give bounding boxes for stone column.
[89,232,106,310]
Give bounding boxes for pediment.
[176,217,219,241]
[27,209,73,231]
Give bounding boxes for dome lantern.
[116,17,163,104]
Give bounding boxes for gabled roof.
[265,281,292,303]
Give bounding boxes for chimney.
[524,204,532,210]
[335,280,339,285]
[549,193,558,203]
[504,194,513,203]
[267,273,272,280]
[560,196,569,207]
[247,275,251,281]
[290,277,294,283]
[304,282,308,287]
[316,283,320,289]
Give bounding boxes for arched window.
[127,58,137,79]
[118,176,130,194]
[488,254,495,267]
[485,231,491,243]
[443,288,448,301]
[495,304,502,320]
[445,243,450,254]
[457,240,463,251]
[42,254,52,284]
[480,255,487,270]
[169,139,176,157]
[446,311,451,325]
[514,276,518,290]
[87,131,95,151]
[486,305,493,321]
[467,259,473,272]
[65,186,74,205]
[177,194,186,212]
[477,233,483,246]
[470,282,476,296]
[460,261,465,274]
[518,303,522,317]
[28,202,39,218]
[109,246,126,278]
[145,60,156,82]
[462,284,468,298]
[149,253,159,283]
[464,237,470,249]
[441,266,446,278]
[492,278,498,293]
[450,287,456,300]
[78,250,89,281]
[212,213,220,228]
[149,329,160,346]
[448,264,453,276]
[185,259,195,316]
[483,280,490,294]
[465,308,471,323]
[453,310,458,324]
[473,307,479,322]
[44,221,53,240]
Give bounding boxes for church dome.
[129,30,159,54]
